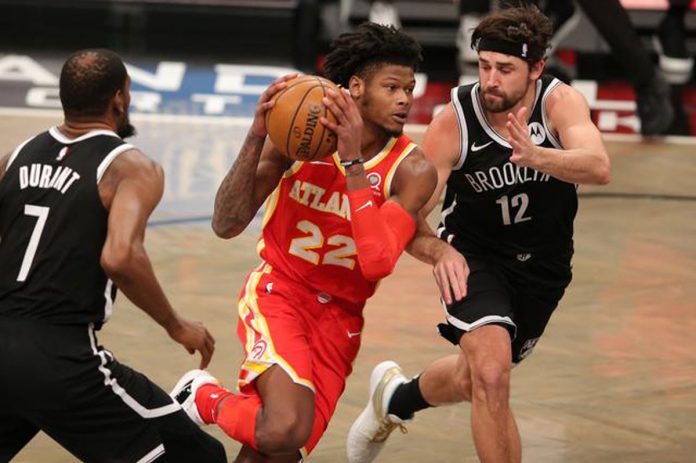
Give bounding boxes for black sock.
[386,375,432,420]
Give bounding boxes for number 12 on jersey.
[496,193,531,226]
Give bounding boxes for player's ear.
[348,75,364,99]
[530,59,545,81]
[113,89,125,115]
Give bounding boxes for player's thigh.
[40,355,223,462]
[255,364,316,422]
[438,256,516,346]
[511,282,567,364]
[0,414,39,462]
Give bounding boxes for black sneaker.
[635,71,675,136]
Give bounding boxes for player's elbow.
[359,255,396,281]
[101,242,140,279]
[211,216,244,239]
[594,164,611,185]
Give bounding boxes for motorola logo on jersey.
[528,122,546,145]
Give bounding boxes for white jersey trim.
[384,142,417,198]
[103,279,114,323]
[88,325,181,419]
[437,194,457,240]
[443,307,517,337]
[96,144,135,183]
[541,78,564,149]
[136,444,165,463]
[6,135,37,171]
[450,86,469,171]
[48,126,120,144]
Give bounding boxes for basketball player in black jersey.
[0,49,226,462]
[347,7,611,463]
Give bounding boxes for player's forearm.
[212,131,266,238]
[348,188,415,281]
[531,146,611,185]
[406,216,448,265]
[101,245,181,333]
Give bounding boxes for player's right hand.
[251,73,298,138]
[432,244,469,305]
[166,315,216,369]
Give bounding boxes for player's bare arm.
[406,104,470,303]
[389,148,437,219]
[99,149,215,368]
[0,151,10,184]
[507,83,611,185]
[212,74,296,239]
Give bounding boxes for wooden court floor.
[2,116,695,462]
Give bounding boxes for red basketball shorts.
[235,262,365,456]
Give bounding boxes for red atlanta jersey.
[258,135,417,304]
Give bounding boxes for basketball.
[266,75,340,162]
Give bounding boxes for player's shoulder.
[544,81,591,128]
[105,147,163,183]
[392,144,437,193]
[545,80,588,111]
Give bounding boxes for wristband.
[339,157,364,168]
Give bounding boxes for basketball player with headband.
[347,6,611,463]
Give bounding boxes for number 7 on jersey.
[17,204,50,282]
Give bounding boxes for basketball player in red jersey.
[170,23,436,462]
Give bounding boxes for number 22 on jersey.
[288,220,356,269]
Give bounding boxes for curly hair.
[60,49,128,117]
[323,22,422,88]
[472,5,553,63]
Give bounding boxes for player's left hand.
[321,88,363,162]
[166,315,216,368]
[506,106,539,168]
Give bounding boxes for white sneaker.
[346,361,410,463]
[170,369,221,426]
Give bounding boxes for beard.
[117,113,136,139]
[481,89,518,113]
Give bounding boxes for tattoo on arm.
[212,132,267,236]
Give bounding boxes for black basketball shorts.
[437,253,572,364]
[0,316,226,463]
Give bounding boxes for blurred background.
[1,0,696,134]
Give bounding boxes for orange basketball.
[266,75,339,162]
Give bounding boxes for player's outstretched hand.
[251,73,298,138]
[506,106,538,167]
[432,244,469,305]
[166,316,216,369]
[321,88,363,162]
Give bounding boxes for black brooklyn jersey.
[439,75,577,259]
[0,128,132,326]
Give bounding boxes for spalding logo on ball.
[266,75,340,162]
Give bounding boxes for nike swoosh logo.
[470,141,494,152]
[347,331,361,338]
[355,200,373,212]
[310,161,334,165]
